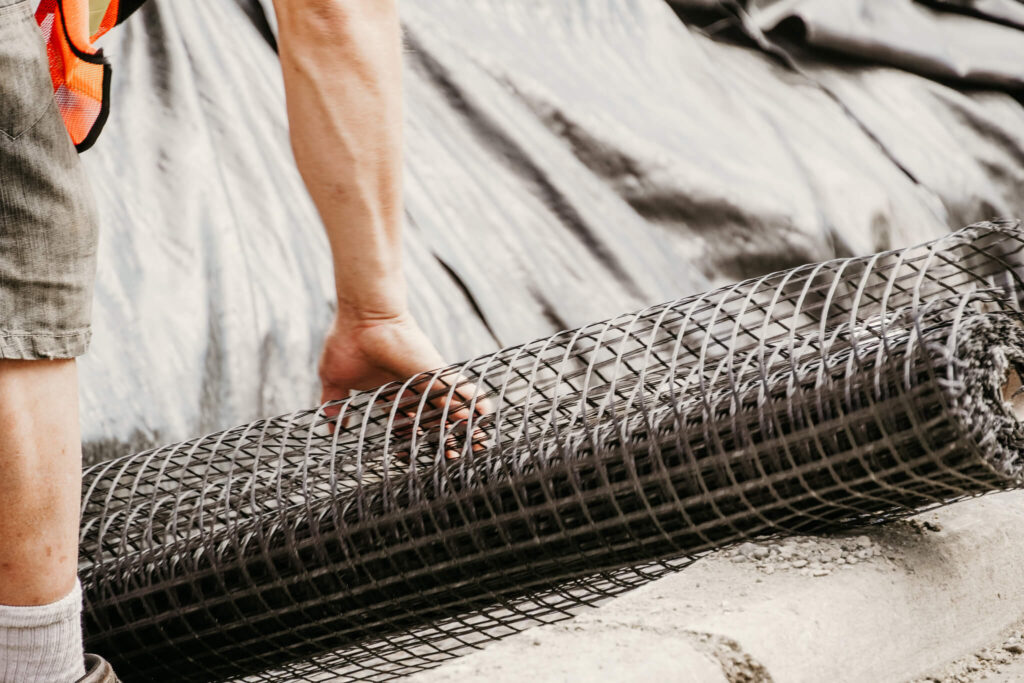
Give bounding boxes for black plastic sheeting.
[76,0,1024,466]
[741,0,1024,89]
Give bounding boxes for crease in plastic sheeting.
[744,0,1024,89]
[77,0,1024,467]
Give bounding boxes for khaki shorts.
[0,0,99,359]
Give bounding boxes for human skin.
[0,2,93,608]
[0,0,450,606]
[0,360,83,605]
[271,0,452,400]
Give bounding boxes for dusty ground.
[721,529,896,578]
[411,492,1024,683]
[910,619,1024,682]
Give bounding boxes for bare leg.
[0,359,81,606]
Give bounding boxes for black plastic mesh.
[80,221,1024,682]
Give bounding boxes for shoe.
[77,654,120,683]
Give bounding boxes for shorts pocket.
[0,1,56,140]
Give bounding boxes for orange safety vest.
[34,0,144,151]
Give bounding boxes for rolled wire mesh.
[80,221,1024,682]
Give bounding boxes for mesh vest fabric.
[34,0,144,151]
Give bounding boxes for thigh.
[0,0,99,359]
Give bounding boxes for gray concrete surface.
[410,491,1024,683]
[910,618,1024,682]
[986,659,1024,683]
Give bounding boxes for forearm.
[273,0,406,322]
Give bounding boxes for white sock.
[0,580,86,683]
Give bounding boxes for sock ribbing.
[0,580,86,683]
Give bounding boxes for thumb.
[321,381,350,405]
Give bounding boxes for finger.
[419,375,490,424]
[389,374,495,460]
[319,399,342,435]
[473,394,495,417]
[437,416,491,459]
[321,383,355,433]
[392,407,422,462]
[443,433,461,460]
[471,426,489,453]
[379,385,424,461]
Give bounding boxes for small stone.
[737,542,759,558]
[812,568,831,577]
[752,546,770,560]
[835,557,846,564]
[855,549,873,560]
[846,556,859,565]
[791,559,808,568]
[1003,640,1024,655]
[855,535,871,547]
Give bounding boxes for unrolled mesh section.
[79,221,1024,682]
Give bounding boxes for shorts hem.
[0,329,91,359]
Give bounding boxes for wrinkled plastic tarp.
[78,0,1024,464]
[747,0,1024,88]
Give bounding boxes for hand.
[319,312,447,401]
[318,312,491,458]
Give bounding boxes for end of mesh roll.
[946,311,1024,483]
[1002,369,1024,421]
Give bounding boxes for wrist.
[332,252,408,324]
[333,293,409,330]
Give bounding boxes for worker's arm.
[271,0,446,400]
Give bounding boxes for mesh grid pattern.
[80,221,1024,682]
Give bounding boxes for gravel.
[720,533,884,577]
